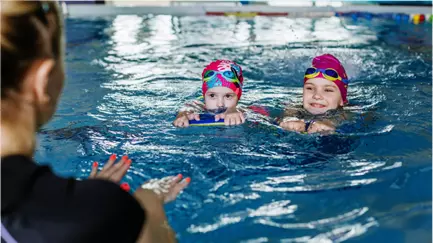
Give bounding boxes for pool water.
[36,15,432,242]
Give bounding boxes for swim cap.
[202,60,244,100]
[304,54,349,104]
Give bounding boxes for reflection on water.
[36,15,432,243]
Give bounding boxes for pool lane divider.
[206,11,288,17]
[63,5,432,20]
[335,11,432,24]
[206,11,432,25]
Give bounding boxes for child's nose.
[217,97,224,107]
[313,92,323,100]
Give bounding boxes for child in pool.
[279,54,350,134]
[173,60,246,127]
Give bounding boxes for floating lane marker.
[206,12,288,17]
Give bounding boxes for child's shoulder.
[179,98,205,113]
[283,105,309,118]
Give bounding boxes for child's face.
[204,86,238,111]
[303,78,343,115]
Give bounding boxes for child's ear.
[340,99,344,106]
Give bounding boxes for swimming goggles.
[203,68,241,83]
[304,67,349,84]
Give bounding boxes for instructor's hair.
[1,1,64,98]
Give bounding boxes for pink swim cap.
[304,54,349,104]
[202,60,244,100]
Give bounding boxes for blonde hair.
[1,1,64,98]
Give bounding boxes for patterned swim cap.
[202,60,244,100]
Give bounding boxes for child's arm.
[305,120,335,134]
[173,100,204,127]
[279,119,306,132]
[278,107,349,134]
[305,111,350,134]
[278,106,308,132]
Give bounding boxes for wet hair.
[1,1,64,98]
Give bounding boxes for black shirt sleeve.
[1,155,145,243]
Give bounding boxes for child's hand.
[279,120,306,132]
[307,121,336,134]
[215,108,245,126]
[173,111,200,127]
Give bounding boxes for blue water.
[36,15,432,242]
